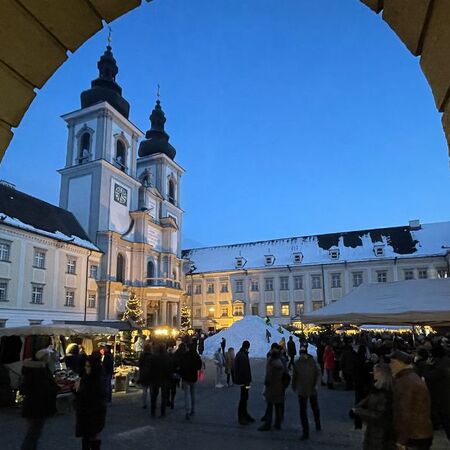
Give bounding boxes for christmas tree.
[122,292,145,326]
[180,303,191,329]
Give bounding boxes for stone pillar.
[176,303,181,328]
[160,300,167,325]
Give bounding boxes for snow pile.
[203,316,316,359]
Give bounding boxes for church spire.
[138,89,176,160]
[80,33,130,119]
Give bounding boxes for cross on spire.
[157,83,161,100]
[107,26,112,47]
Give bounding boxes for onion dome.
[80,45,130,119]
[138,99,176,160]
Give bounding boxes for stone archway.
[0,0,449,160]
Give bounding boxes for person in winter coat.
[426,345,450,441]
[21,348,58,450]
[213,347,225,388]
[340,343,356,391]
[149,344,172,417]
[292,346,322,440]
[138,342,153,409]
[287,336,297,370]
[225,347,235,386]
[352,363,396,450]
[234,340,254,425]
[259,346,287,431]
[354,345,373,430]
[99,345,113,403]
[389,350,433,450]
[220,337,226,355]
[323,345,335,389]
[179,342,202,420]
[74,353,106,450]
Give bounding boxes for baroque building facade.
[182,220,450,330]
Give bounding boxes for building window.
[251,304,259,315]
[168,178,176,204]
[331,273,341,288]
[89,265,98,279]
[329,248,339,260]
[0,241,10,262]
[235,257,245,269]
[220,283,228,293]
[352,272,363,288]
[264,278,274,291]
[404,270,414,281]
[418,269,428,279]
[233,304,244,316]
[293,252,303,264]
[33,249,46,269]
[194,308,201,317]
[295,302,304,316]
[265,255,275,266]
[235,280,243,293]
[374,245,385,257]
[0,319,7,328]
[294,276,303,290]
[116,253,125,283]
[29,319,43,325]
[65,290,75,307]
[88,293,96,309]
[265,304,274,316]
[115,140,126,171]
[186,285,192,295]
[377,271,387,283]
[251,280,259,292]
[67,258,77,275]
[312,301,323,311]
[437,268,448,279]
[221,307,228,317]
[280,277,289,291]
[194,284,202,295]
[31,285,43,304]
[281,303,290,316]
[207,283,215,294]
[311,275,322,289]
[0,280,8,302]
[78,132,91,164]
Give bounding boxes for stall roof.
[0,324,119,337]
[302,278,450,326]
[63,320,138,331]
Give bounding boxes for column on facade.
[160,299,167,325]
[167,302,172,327]
[274,275,280,317]
[176,302,181,328]
[289,273,295,320]
[258,273,264,317]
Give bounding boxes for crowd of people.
[16,328,450,450]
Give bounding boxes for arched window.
[116,253,125,283]
[78,132,91,164]
[146,261,155,286]
[115,140,126,171]
[168,179,175,204]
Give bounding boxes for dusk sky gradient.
[1,0,449,248]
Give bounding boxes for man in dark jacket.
[100,345,113,403]
[292,345,321,440]
[149,344,172,417]
[389,349,433,449]
[233,340,254,425]
[138,342,153,409]
[21,349,57,450]
[287,336,296,370]
[179,343,202,420]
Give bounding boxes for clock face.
[114,183,128,206]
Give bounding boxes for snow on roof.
[182,221,450,273]
[203,315,316,359]
[0,183,99,251]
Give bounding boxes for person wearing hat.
[389,349,433,449]
[20,348,58,450]
[292,345,322,440]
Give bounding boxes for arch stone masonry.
[0,0,449,161]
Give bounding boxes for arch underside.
[0,0,449,161]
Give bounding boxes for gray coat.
[264,356,285,404]
[292,355,320,397]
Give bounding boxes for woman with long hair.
[74,352,106,450]
[352,364,396,450]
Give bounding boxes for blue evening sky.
[1,0,449,248]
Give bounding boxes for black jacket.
[138,351,153,386]
[179,350,202,383]
[287,340,296,357]
[234,348,252,385]
[74,373,106,438]
[21,361,57,419]
[148,351,172,386]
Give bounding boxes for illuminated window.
[221,307,228,317]
[207,307,215,318]
[312,301,323,311]
[295,302,304,315]
[265,304,274,316]
[233,304,244,316]
[281,303,290,316]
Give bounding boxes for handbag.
[197,368,205,382]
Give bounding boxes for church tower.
[58,43,185,326]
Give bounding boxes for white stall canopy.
[0,323,119,337]
[303,278,450,326]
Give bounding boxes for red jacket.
[323,347,335,370]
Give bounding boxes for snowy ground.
[203,316,316,358]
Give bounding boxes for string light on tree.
[122,291,145,326]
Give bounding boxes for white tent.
[302,278,450,326]
[0,323,119,337]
